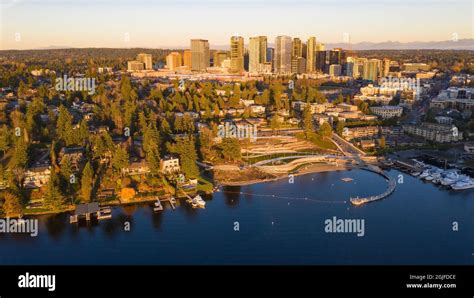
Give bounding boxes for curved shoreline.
[219,163,354,186]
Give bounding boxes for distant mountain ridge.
[213,39,473,51]
[7,39,473,51]
[325,39,473,50]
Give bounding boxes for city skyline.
[1,0,472,50]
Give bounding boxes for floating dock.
[153,200,163,212]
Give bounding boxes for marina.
[392,158,474,191]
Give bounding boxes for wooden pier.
[160,197,176,210]
[350,167,396,206]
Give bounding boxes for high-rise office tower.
[249,36,267,74]
[166,52,183,70]
[329,64,342,76]
[137,53,153,70]
[266,48,274,72]
[183,50,192,67]
[306,37,316,73]
[266,48,274,63]
[292,38,303,58]
[315,50,327,72]
[191,39,210,71]
[291,57,306,74]
[230,36,244,73]
[274,36,292,74]
[363,59,380,81]
[213,51,229,67]
[383,58,391,77]
[329,48,346,66]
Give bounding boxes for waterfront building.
[24,166,51,188]
[122,159,150,176]
[191,39,210,71]
[402,122,463,143]
[160,156,181,174]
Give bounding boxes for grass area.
[23,208,52,215]
[295,132,337,150]
[197,176,214,192]
[243,151,322,164]
[310,136,338,150]
[288,162,328,174]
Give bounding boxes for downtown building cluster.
[127,36,403,81]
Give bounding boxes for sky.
[0,0,472,50]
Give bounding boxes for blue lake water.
[0,169,473,265]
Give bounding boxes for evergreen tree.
[44,171,65,211]
[81,161,94,202]
[319,122,333,138]
[170,136,199,179]
[56,105,75,146]
[112,146,129,175]
[219,138,241,162]
[0,125,10,157]
[2,191,23,218]
[303,107,316,141]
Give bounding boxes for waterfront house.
[59,147,85,172]
[122,159,150,176]
[24,166,51,189]
[160,156,180,174]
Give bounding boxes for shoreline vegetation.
[1,162,354,219]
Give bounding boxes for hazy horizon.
[1,0,472,50]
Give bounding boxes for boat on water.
[451,178,474,190]
[419,170,431,179]
[186,195,206,209]
[193,195,206,208]
[425,175,435,181]
[440,171,461,186]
